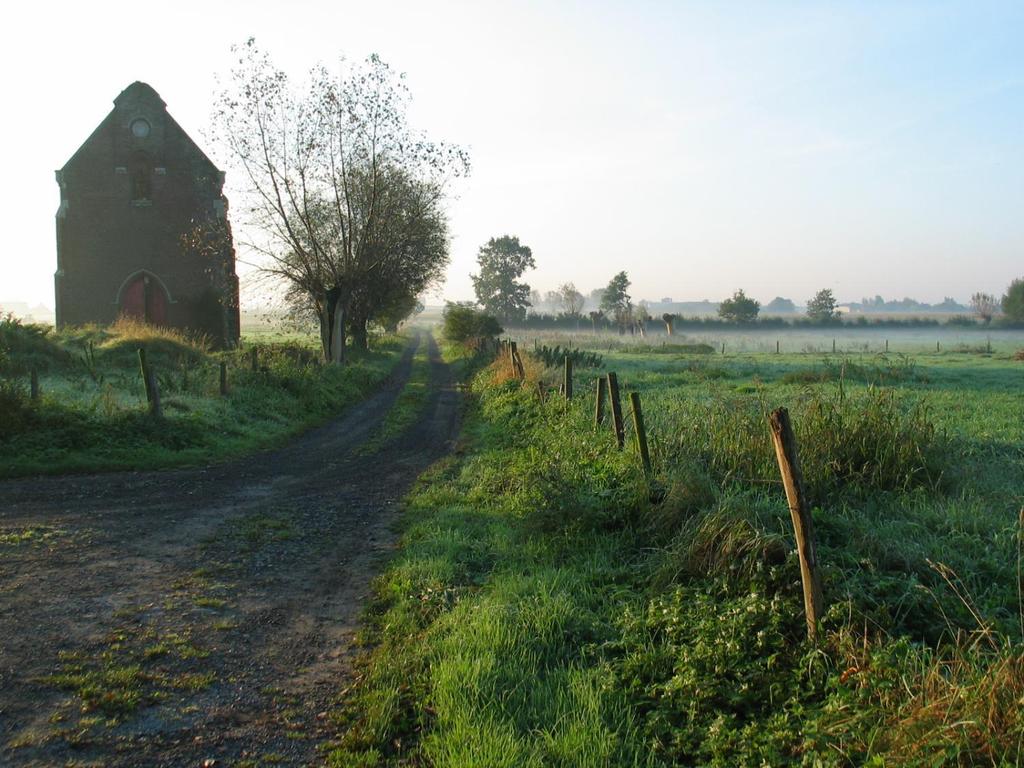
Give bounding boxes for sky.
[2,0,1022,310]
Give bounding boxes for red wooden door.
[120,274,167,325]
[121,275,145,319]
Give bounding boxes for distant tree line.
[463,231,1024,332]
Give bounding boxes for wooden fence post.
[219,361,229,396]
[251,347,259,372]
[508,341,517,379]
[936,341,940,353]
[564,356,573,401]
[594,376,607,426]
[30,369,40,401]
[885,339,889,353]
[832,339,836,354]
[629,392,651,476]
[607,372,625,450]
[776,339,780,354]
[146,367,162,418]
[768,407,825,641]
[138,348,153,404]
[721,342,725,355]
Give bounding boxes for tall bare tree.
[970,292,998,324]
[213,40,468,362]
[557,282,585,318]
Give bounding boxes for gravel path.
[0,331,461,766]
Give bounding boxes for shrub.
[0,314,69,375]
[718,289,760,323]
[441,303,503,347]
[0,377,32,434]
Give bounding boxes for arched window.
[130,151,151,201]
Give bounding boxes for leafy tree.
[588,309,605,332]
[471,236,535,324]
[600,272,632,331]
[806,289,840,323]
[213,40,467,363]
[763,297,796,314]
[374,291,420,334]
[970,292,999,324]
[558,282,585,317]
[718,289,760,323]
[662,312,678,335]
[441,302,503,346]
[346,167,453,348]
[1001,279,1024,323]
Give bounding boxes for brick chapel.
[54,82,240,346]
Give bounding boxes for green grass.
[0,524,65,546]
[327,343,1024,766]
[0,315,406,477]
[358,339,432,454]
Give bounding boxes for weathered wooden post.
[508,341,517,379]
[219,361,229,396]
[594,376,607,426]
[721,342,725,355]
[776,339,780,354]
[607,372,625,450]
[629,392,652,476]
[30,369,40,401]
[936,340,940,353]
[563,356,573,401]
[832,339,836,354]
[768,407,825,641]
[138,348,154,404]
[885,339,889,353]
[251,347,259,372]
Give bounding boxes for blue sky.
[1,0,1021,309]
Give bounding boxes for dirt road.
[0,331,461,766]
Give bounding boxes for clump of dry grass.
[487,348,549,390]
[822,629,1024,765]
[103,316,209,353]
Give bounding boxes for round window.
[130,118,151,138]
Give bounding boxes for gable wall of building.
[56,83,239,346]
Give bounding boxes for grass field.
[328,332,1024,766]
[503,325,1024,356]
[0,316,404,477]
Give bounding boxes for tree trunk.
[352,317,369,351]
[330,298,347,364]
[321,287,348,365]
[665,321,673,336]
[318,299,332,362]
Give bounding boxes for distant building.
[55,82,239,346]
